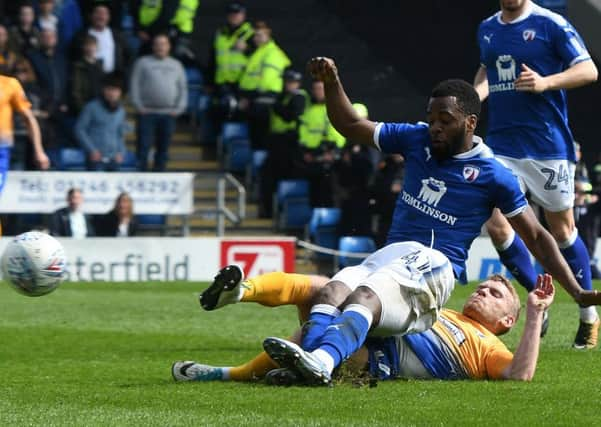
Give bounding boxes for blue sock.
[496,232,537,292]
[301,304,340,351]
[315,304,373,368]
[559,231,593,292]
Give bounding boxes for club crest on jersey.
[523,29,536,42]
[463,165,480,182]
[418,177,447,207]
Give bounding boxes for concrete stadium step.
[169,216,270,228]
[168,159,220,171]
[125,131,198,145]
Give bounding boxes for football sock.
[241,272,313,307]
[301,304,340,351]
[558,229,593,291]
[557,229,598,321]
[228,351,278,381]
[495,231,537,292]
[311,304,373,374]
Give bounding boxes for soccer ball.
[1,231,67,297]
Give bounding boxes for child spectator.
[69,34,103,114]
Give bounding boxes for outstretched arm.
[307,57,377,147]
[503,274,554,381]
[508,207,601,306]
[20,109,49,170]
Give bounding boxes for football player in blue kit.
[258,57,601,385]
[474,0,599,348]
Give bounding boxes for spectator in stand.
[69,34,103,115]
[37,0,59,32]
[78,1,127,30]
[0,25,18,75]
[50,187,95,238]
[71,4,128,73]
[54,0,83,56]
[74,72,126,171]
[11,57,55,169]
[27,28,68,114]
[205,1,254,133]
[26,28,69,143]
[335,145,374,237]
[258,68,307,218]
[371,154,405,247]
[95,192,138,237]
[133,0,200,64]
[129,33,186,171]
[573,143,601,279]
[297,80,347,207]
[8,2,40,53]
[238,21,290,150]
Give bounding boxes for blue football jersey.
[478,3,591,162]
[375,122,528,283]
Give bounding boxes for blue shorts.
[0,146,10,194]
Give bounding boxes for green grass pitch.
[2,279,601,426]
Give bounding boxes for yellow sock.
[228,351,278,381]
[241,272,313,307]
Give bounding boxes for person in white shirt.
[49,187,95,238]
[87,4,115,73]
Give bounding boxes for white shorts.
[496,155,575,212]
[331,241,455,336]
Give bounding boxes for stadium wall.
[2,237,598,283]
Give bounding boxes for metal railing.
[216,173,246,236]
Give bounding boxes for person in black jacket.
[95,191,138,237]
[50,188,95,238]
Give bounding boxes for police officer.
[238,20,290,150]
[258,68,307,217]
[136,0,200,63]
[205,2,254,137]
[206,2,253,99]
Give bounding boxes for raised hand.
[528,273,555,311]
[307,57,339,84]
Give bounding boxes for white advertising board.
[0,171,195,214]
[0,237,296,282]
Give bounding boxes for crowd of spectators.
[203,2,405,242]
[1,1,598,250]
[0,0,194,173]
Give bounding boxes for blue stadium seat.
[137,214,166,225]
[59,148,87,171]
[251,150,268,176]
[308,208,341,259]
[221,122,249,142]
[218,122,249,162]
[337,236,376,268]
[120,150,137,172]
[16,213,45,233]
[136,214,167,235]
[274,180,312,230]
[225,138,252,173]
[46,148,61,170]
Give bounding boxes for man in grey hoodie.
[129,33,187,171]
